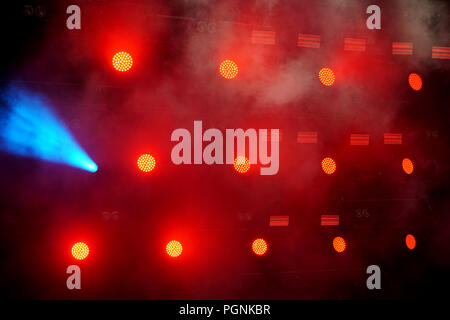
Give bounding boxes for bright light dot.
[319,67,335,86]
[405,234,416,250]
[333,236,346,253]
[252,238,268,256]
[166,240,183,258]
[219,59,239,79]
[233,156,250,173]
[402,158,414,174]
[408,73,422,91]
[71,242,89,260]
[137,154,156,172]
[112,51,133,72]
[321,157,337,175]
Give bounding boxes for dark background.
[0,0,449,299]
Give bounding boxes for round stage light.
[252,238,268,256]
[405,234,416,250]
[319,67,335,86]
[137,154,156,172]
[233,156,250,173]
[112,51,133,72]
[166,240,183,258]
[219,59,239,79]
[402,158,414,175]
[71,242,89,260]
[321,157,337,175]
[408,73,422,91]
[333,236,346,253]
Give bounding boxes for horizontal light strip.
[297,131,318,143]
[261,130,283,142]
[432,46,450,59]
[297,33,320,48]
[321,215,339,226]
[350,134,370,146]
[384,133,402,144]
[251,30,276,45]
[270,215,289,227]
[344,38,366,52]
[392,42,413,55]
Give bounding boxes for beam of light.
[0,87,98,172]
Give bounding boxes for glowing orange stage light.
[402,158,414,174]
[252,238,268,256]
[71,242,89,260]
[319,67,335,86]
[112,51,133,72]
[405,234,416,250]
[333,236,346,253]
[166,240,183,258]
[233,156,250,173]
[408,73,422,91]
[137,154,156,172]
[219,59,239,79]
[321,157,337,174]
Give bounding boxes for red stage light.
[166,240,183,258]
[252,238,268,256]
[219,59,239,79]
[321,157,336,175]
[333,236,346,253]
[408,73,422,91]
[71,242,89,260]
[112,51,133,72]
[402,158,414,174]
[233,156,250,173]
[405,234,416,250]
[137,154,156,172]
[319,67,335,86]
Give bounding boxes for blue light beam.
[0,87,98,172]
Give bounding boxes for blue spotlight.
[0,87,98,172]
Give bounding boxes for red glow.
[233,156,250,173]
[321,157,337,175]
[405,234,416,250]
[137,154,156,172]
[71,242,89,260]
[219,59,239,79]
[252,238,268,256]
[402,158,414,174]
[112,51,133,72]
[333,236,346,253]
[408,73,422,91]
[319,67,335,86]
[166,240,183,258]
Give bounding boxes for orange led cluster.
[233,156,250,173]
[252,238,268,256]
[112,51,133,72]
[71,242,89,260]
[319,67,335,86]
[219,59,239,79]
[137,154,156,172]
[321,157,337,175]
[408,73,422,91]
[402,158,414,174]
[333,236,346,253]
[166,240,183,258]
